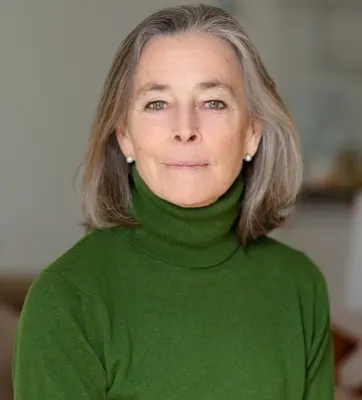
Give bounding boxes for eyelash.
[204,100,227,110]
[144,100,228,111]
[144,100,167,111]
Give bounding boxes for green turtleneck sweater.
[13,168,334,399]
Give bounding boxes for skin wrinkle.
[116,32,262,209]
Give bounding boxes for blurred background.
[0,0,361,398]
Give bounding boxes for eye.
[204,100,227,110]
[144,100,167,111]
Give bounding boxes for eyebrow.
[135,79,236,98]
[197,80,235,95]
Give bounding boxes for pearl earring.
[126,156,134,164]
[244,154,253,162]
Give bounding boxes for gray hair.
[81,4,302,245]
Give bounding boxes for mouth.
[164,162,209,169]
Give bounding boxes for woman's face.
[117,32,261,207]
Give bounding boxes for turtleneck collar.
[126,167,243,268]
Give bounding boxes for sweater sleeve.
[13,270,108,399]
[303,261,334,400]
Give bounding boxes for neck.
[127,167,243,268]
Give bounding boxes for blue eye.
[144,101,167,111]
[205,100,227,110]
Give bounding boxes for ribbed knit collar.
[126,167,243,268]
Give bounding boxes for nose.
[172,106,201,144]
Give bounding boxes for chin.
[149,173,221,208]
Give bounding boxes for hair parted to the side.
[80,3,302,246]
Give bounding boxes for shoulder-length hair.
[81,4,302,246]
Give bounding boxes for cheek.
[202,117,245,161]
[215,136,245,169]
[129,117,169,156]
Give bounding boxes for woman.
[13,4,334,399]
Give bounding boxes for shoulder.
[245,236,329,319]
[31,227,133,297]
[17,231,122,370]
[245,235,327,288]
[245,236,331,351]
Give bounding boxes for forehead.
[133,32,243,88]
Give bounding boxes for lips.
[164,162,208,168]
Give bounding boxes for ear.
[115,124,134,159]
[244,119,262,158]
